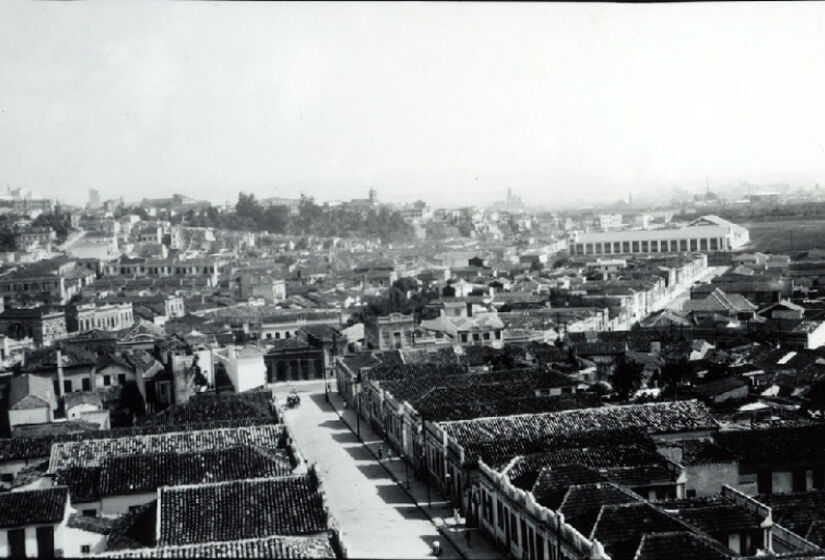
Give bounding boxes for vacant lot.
[744,219,825,253]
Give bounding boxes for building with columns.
[569,215,749,257]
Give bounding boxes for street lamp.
[326,333,337,404]
[354,372,362,440]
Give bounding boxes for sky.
[2,2,825,209]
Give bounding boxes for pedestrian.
[378,446,384,461]
[465,529,471,548]
[387,447,392,461]
[453,508,460,526]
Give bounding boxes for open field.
[744,219,825,253]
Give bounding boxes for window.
[497,501,504,529]
[63,379,72,394]
[82,378,91,391]
[641,240,649,252]
[117,374,126,385]
[631,241,640,253]
[81,545,91,555]
[82,509,97,517]
[103,375,111,386]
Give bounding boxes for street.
[279,387,464,559]
[653,265,729,313]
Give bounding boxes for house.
[759,300,805,321]
[419,312,504,349]
[156,473,328,546]
[264,337,326,383]
[0,486,71,558]
[54,445,293,518]
[365,313,415,351]
[7,374,57,428]
[693,377,749,405]
[63,392,106,424]
[0,307,67,347]
[213,345,267,393]
[713,424,825,496]
[683,288,758,322]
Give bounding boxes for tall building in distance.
[87,188,101,210]
[491,186,525,212]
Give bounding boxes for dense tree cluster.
[164,193,415,244]
[349,277,440,326]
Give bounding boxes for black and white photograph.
[2,1,825,559]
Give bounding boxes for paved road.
[654,265,729,313]
[280,389,462,559]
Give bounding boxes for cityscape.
[5,2,825,560]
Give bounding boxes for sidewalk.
[326,391,503,560]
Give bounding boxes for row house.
[424,400,718,512]
[103,256,222,287]
[68,302,134,333]
[0,258,96,306]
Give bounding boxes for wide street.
[279,385,466,559]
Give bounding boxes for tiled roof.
[143,390,275,426]
[590,502,696,560]
[64,391,103,410]
[661,498,764,534]
[439,400,717,450]
[99,446,293,497]
[9,459,48,489]
[48,424,285,472]
[55,466,102,502]
[677,440,735,466]
[0,486,68,528]
[0,418,280,464]
[758,490,825,547]
[339,354,381,375]
[505,443,666,482]
[92,534,336,559]
[714,424,825,463]
[529,465,608,509]
[633,531,732,560]
[468,427,653,471]
[158,475,327,546]
[692,376,747,397]
[559,482,642,536]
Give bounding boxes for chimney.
[56,349,65,398]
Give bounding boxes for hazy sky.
[2,2,825,208]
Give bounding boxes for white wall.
[100,492,157,517]
[63,526,106,557]
[9,408,49,429]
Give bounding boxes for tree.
[611,355,645,401]
[660,357,690,398]
[804,379,825,416]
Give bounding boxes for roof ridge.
[158,472,306,493]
